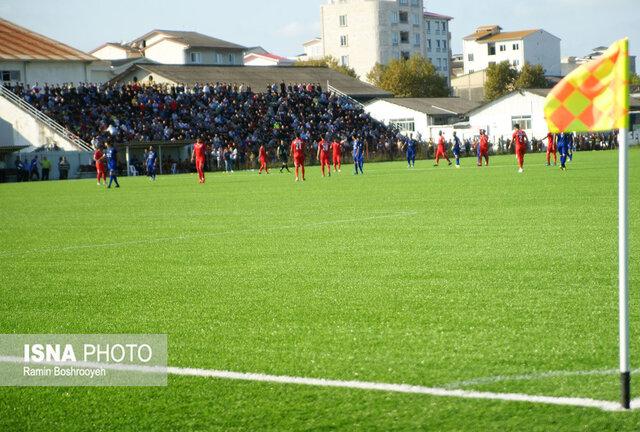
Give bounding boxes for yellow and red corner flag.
[545,38,629,133]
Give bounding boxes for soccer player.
[546,132,557,166]
[434,131,452,167]
[352,135,364,175]
[290,134,306,182]
[105,142,120,188]
[191,138,207,184]
[512,124,528,173]
[258,144,269,174]
[567,132,575,161]
[146,146,158,181]
[478,129,489,167]
[93,145,106,186]
[405,138,416,168]
[317,137,331,177]
[557,132,570,171]
[331,138,342,172]
[452,132,462,168]
[276,140,290,173]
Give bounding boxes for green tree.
[630,73,640,86]
[514,63,549,90]
[366,55,449,98]
[484,61,518,101]
[295,56,358,79]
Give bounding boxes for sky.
[1,0,638,60]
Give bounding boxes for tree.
[366,55,449,98]
[514,63,549,90]
[484,61,518,101]
[295,56,358,79]
[630,73,640,86]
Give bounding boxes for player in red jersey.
[290,134,306,182]
[93,145,106,186]
[546,132,557,166]
[434,131,452,167]
[331,139,342,172]
[258,144,269,174]
[512,124,528,173]
[478,129,490,167]
[317,137,331,177]
[191,138,207,183]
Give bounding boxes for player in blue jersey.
[146,146,158,181]
[105,141,120,188]
[405,138,416,168]
[452,131,462,168]
[557,132,570,171]
[567,132,574,161]
[352,135,364,175]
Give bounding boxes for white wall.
[523,31,561,76]
[144,40,187,65]
[365,99,428,139]
[92,45,129,60]
[469,91,548,142]
[244,56,279,67]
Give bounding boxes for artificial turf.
[0,149,638,431]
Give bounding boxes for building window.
[392,32,399,45]
[399,0,409,5]
[426,21,430,33]
[190,52,202,64]
[488,43,496,56]
[411,13,420,26]
[390,118,415,132]
[411,0,419,6]
[216,53,223,64]
[500,44,506,52]
[442,62,448,71]
[513,59,520,66]
[390,11,399,24]
[513,43,520,50]
[414,33,421,46]
[340,55,349,66]
[400,31,409,44]
[437,58,442,70]
[339,15,347,27]
[436,40,441,52]
[229,54,235,64]
[435,22,440,35]
[442,40,447,50]
[427,39,432,52]
[401,51,411,60]
[467,53,474,61]
[511,115,532,130]
[340,35,348,47]
[1,70,20,82]
[399,11,409,23]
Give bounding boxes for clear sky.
[1,0,637,60]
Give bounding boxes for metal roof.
[370,97,481,116]
[0,18,95,61]
[465,29,541,43]
[134,30,246,51]
[112,64,392,98]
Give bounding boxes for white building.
[319,0,452,82]
[90,43,143,61]
[365,97,480,140]
[463,25,561,76]
[300,38,324,61]
[0,18,106,86]
[244,48,294,67]
[562,47,636,77]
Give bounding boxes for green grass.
[0,150,639,431]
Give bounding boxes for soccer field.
[0,150,639,431]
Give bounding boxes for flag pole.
[619,125,630,409]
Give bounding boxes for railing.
[0,85,92,152]
[326,82,364,109]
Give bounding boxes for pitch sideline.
[0,355,637,412]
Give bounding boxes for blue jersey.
[106,147,118,170]
[557,133,568,149]
[353,140,364,158]
[406,140,416,154]
[146,151,157,167]
[453,136,461,154]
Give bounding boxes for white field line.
[0,356,637,412]
[0,211,417,258]
[445,368,640,389]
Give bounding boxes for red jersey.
[291,138,305,159]
[437,136,446,150]
[259,145,267,160]
[331,141,342,156]
[318,139,330,156]
[479,135,489,151]
[94,150,105,168]
[547,133,555,147]
[194,142,207,160]
[513,130,528,148]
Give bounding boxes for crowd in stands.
[4,81,406,168]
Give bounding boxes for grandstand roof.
[371,98,481,116]
[0,18,95,61]
[133,30,246,51]
[112,64,392,99]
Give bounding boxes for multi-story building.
[462,25,561,76]
[321,0,454,82]
[423,11,452,85]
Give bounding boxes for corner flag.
[545,38,632,410]
[544,38,629,133]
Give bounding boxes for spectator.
[58,156,70,180]
[14,157,25,182]
[29,156,40,181]
[41,156,51,180]
[0,158,6,183]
